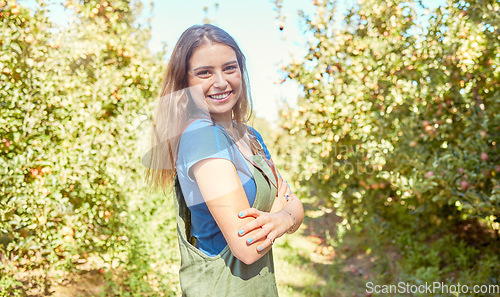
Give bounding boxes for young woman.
[145,24,303,296]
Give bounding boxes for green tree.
[280,0,499,229]
[277,0,499,283]
[1,0,167,293]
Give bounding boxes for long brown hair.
[144,24,268,193]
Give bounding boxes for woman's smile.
[209,90,233,102]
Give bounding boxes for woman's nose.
[212,72,228,89]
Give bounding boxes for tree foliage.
[275,0,500,285]
[1,0,167,293]
[280,0,499,229]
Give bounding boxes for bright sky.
[24,0,444,123]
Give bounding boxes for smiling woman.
[144,24,303,296]
[187,43,242,123]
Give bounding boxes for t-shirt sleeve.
[178,119,235,180]
[248,126,272,160]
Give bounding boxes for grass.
[274,199,372,297]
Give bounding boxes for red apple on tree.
[480,152,488,162]
[460,180,470,190]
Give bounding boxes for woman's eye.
[197,71,211,78]
[224,65,238,72]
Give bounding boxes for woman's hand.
[237,208,294,251]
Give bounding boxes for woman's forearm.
[280,192,303,234]
[268,178,304,234]
[268,169,304,234]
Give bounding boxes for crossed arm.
[192,157,303,265]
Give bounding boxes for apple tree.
[278,0,499,233]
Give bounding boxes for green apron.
[174,154,279,297]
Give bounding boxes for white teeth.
[210,91,231,100]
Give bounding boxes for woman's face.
[187,43,242,123]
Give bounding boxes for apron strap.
[174,175,197,247]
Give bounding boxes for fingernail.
[247,238,253,244]
[238,229,244,235]
[258,246,262,251]
[238,212,244,217]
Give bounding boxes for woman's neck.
[211,114,234,130]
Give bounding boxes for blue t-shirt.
[176,119,272,257]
